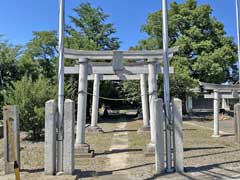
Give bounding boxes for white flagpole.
[162,0,173,172]
[236,0,240,84]
[57,0,65,172]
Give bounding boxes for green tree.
[64,3,122,112]
[0,40,21,89]
[124,0,237,105]
[7,76,56,139]
[66,2,120,50]
[0,39,21,119]
[18,31,58,82]
[141,0,237,83]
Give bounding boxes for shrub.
[7,75,56,140]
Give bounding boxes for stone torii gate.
[63,47,177,154]
[201,82,240,137]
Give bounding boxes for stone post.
[226,99,230,111]
[146,58,158,153]
[63,99,75,175]
[173,98,184,173]
[234,103,240,143]
[3,105,20,174]
[153,99,165,174]
[75,58,90,153]
[186,96,192,113]
[222,98,230,111]
[86,74,103,133]
[138,74,150,133]
[213,90,220,137]
[44,100,56,175]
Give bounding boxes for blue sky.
[0,0,237,50]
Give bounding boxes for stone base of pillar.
[211,134,221,138]
[145,142,155,156]
[137,126,150,134]
[75,143,94,158]
[86,126,104,133]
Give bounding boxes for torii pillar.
[86,74,103,133]
[138,74,150,133]
[212,90,220,137]
[75,58,91,154]
[146,58,158,153]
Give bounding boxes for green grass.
[127,119,150,149]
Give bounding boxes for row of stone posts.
[151,98,184,174]
[45,99,75,175]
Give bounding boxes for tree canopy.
[66,2,120,50]
[64,3,122,113]
[125,0,237,103]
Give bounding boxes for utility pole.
[57,0,65,172]
[162,0,173,172]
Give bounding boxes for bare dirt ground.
[1,114,240,180]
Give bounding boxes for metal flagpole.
[162,0,173,172]
[57,0,65,172]
[236,0,240,84]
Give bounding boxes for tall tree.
[18,31,58,82]
[66,2,120,50]
[124,0,237,104]
[65,3,122,112]
[140,0,237,83]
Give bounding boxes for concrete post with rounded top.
[75,58,90,152]
[44,100,56,175]
[186,96,193,113]
[234,103,240,143]
[153,99,165,174]
[212,90,220,137]
[146,58,158,153]
[173,98,184,173]
[3,105,20,174]
[138,74,150,133]
[63,99,75,175]
[86,74,103,133]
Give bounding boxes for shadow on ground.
[94,148,142,156]
[21,168,44,173]
[74,163,154,179]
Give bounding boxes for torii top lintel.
[200,82,240,93]
[63,47,178,60]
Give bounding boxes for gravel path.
[97,116,130,180]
